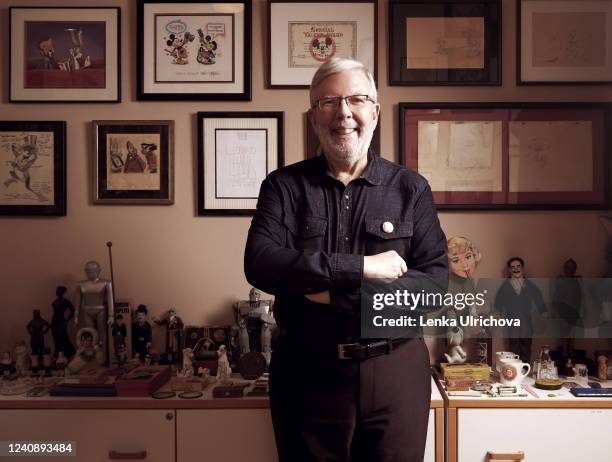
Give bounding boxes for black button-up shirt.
[245,151,448,342]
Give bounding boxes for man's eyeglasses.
[312,94,376,112]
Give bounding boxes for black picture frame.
[389,0,501,86]
[0,121,67,216]
[268,0,378,89]
[137,0,252,101]
[399,102,611,210]
[93,120,174,205]
[197,112,284,215]
[517,0,612,85]
[9,7,121,103]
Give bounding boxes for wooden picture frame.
[0,121,66,216]
[517,0,612,85]
[268,0,377,88]
[197,112,284,215]
[9,7,120,103]
[399,102,611,210]
[389,0,501,86]
[137,0,251,100]
[93,120,174,205]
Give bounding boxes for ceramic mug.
[495,351,520,373]
[499,359,531,386]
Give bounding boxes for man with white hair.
[245,58,447,461]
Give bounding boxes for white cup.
[499,359,531,386]
[495,351,520,373]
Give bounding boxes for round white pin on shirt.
[382,221,394,233]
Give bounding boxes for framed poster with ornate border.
[268,0,377,88]
[389,0,501,86]
[400,102,610,209]
[137,0,251,100]
[93,120,174,205]
[0,121,66,215]
[197,112,284,215]
[9,7,120,103]
[517,0,612,85]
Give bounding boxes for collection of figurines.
[2,262,276,393]
[440,233,610,386]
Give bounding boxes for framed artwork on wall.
[0,121,66,215]
[197,112,284,215]
[517,0,612,85]
[137,0,251,100]
[389,0,501,86]
[399,102,611,210]
[93,120,174,205]
[9,7,121,102]
[268,0,377,88]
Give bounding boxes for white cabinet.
[177,409,277,462]
[457,408,612,462]
[0,409,175,462]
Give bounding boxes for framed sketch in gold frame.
[93,120,174,205]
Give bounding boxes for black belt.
[337,337,412,360]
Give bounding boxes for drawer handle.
[108,450,147,460]
[486,451,525,461]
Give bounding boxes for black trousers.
[269,337,431,462]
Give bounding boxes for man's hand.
[304,291,331,304]
[364,250,408,280]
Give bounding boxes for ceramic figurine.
[13,342,30,377]
[494,257,546,363]
[179,348,194,378]
[216,345,231,384]
[27,309,51,357]
[51,286,76,358]
[66,328,104,374]
[444,327,467,363]
[75,261,114,365]
[153,308,184,362]
[132,304,153,361]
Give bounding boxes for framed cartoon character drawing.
[137,0,251,100]
[9,7,120,102]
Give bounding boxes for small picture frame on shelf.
[9,7,121,103]
[197,112,284,215]
[268,0,377,88]
[93,120,174,205]
[0,121,66,216]
[137,0,252,100]
[517,0,612,85]
[389,0,501,86]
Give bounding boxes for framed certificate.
[268,1,377,88]
[197,112,284,215]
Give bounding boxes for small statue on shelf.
[66,328,104,375]
[0,352,16,379]
[13,342,30,377]
[179,347,194,378]
[75,261,114,366]
[27,309,51,357]
[51,285,76,358]
[216,345,231,384]
[154,308,184,363]
[132,305,152,362]
[444,327,467,364]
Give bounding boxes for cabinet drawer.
[0,409,175,462]
[457,408,612,462]
[177,409,277,462]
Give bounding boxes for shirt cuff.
[331,253,363,289]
